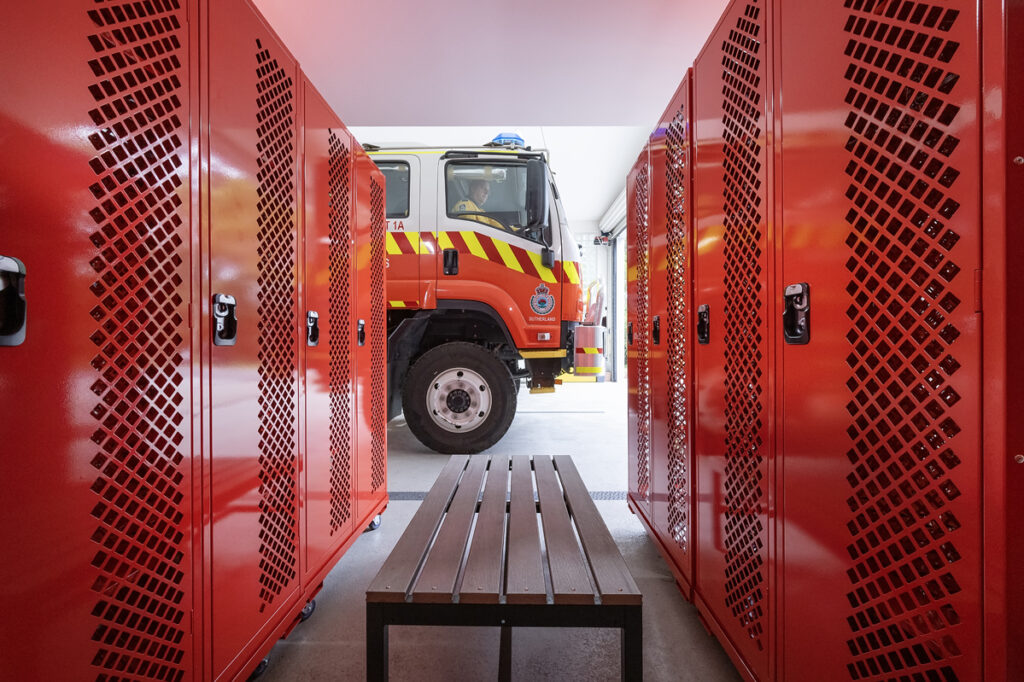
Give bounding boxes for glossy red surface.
[1,1,386,680]
[626,144,652,521]
[353,150,389,523]
[0,3,196,679]
[776,2,983,679]
[627,0,1015,680]
[648,73,696,597]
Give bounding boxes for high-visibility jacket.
[452,199,503,231]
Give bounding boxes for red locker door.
[776,1,983,679]
[353,150,388,524]
[692,1,773,678]
[0,2,195,679]
[301,82,357,581]
[626,145,653,520]
[206,1,301,676]
[649,73,696,595]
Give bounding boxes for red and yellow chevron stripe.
[385,230,581,285]
[387,300,419,309]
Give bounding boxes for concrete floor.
[262,381,740,681]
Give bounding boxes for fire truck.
[368,134,599,453]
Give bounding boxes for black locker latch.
[212,294,238,346]
[0,255,26,347]
[783,282,811,345]
[697,304,710,345]
[357,319,366,346]
[627,321,634,346]
[652,315,661,346]
[306,311,320,347]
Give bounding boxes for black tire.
[402,342,517,454]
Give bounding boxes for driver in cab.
[453,179,503,230]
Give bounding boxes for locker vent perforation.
[841,1,966,679]
[255,40,298,612]
[84,1,189,680]
[328,130,353,532]
[720,0,767,651]
[369,176,387,492]
[665,105,691,552]
[633,163,652,503]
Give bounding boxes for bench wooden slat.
[458,454,510,604]
[411,455,489,603]
[505,455,547,604]
[533,455,596,604]
[553,455,642,606]
[366,455,470,602]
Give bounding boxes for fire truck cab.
[370,134,589,453]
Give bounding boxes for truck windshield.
[445,161,542,242]
[377,161,410,219]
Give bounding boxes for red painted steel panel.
[207,1,302,676]
[353,150,389,523]
[777,1,984,680]
[649,73,696,595]
[302,82,358,580]
[692,1,773,679]
[0,2,196,680]
[626,145,653,519]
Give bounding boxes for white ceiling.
[253,0,730,223]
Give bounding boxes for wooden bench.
[365,454,643,681]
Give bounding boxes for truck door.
[377,156,432,310]
[434,156,561,349]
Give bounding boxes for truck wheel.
[403,342,517,454]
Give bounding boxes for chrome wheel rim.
[426,367,491,434]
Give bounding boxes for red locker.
[775,1,983,679]
[628,0,1019,680]
[646,72,697,598]
[0,3,197,679]
[0,1,387,680]
[626,144,653,521]
[353,149,389,523]
[691,2,775,679]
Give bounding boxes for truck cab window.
[378,161,410,219]
[446,161,543,242]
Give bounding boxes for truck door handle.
[306,310,320,347]
[443,248,459,276]
[652,315,661,346]
[627,321,634,346]
[212,293,238,346]
[783,282,810,345]
[357,319,366,346]
[0,255,27,347]
[697,304,710,345]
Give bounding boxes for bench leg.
[366,603,389,682]
[498,624,512,682]
[621,607,643,682]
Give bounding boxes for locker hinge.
[189,609,193,634]
[188,303,193,328]
[975,269,983,313]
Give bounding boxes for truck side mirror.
[541,247,555,270]
[525,158,549,230]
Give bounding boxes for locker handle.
[627,321,634,346]
[0,255,26,347]
[783,283,811,345]
[697,304,710,345]
[357,319,366,346]
[212,294,238,346]
[443,248,459,276]
[306,311,320,347]
[652,315,661,345]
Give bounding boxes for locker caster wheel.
[248,656,270,680]
[299,599,316,622]
[365,514,382,532]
